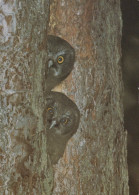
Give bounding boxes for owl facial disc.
[46,35,75,91]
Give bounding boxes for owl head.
[46,35,75,91]
[44,91,80,137]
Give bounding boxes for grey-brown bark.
[0,0,129,195]
[48,0,129,195]
[0,0,53,194]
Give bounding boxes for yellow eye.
[47,107,54,114]
[61,118,69,125]
[57,56,64,64]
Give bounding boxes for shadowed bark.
[121,0,139,194]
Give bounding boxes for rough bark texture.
[0,0,53,194]
[48,0,129,195]
[0,0,129,194]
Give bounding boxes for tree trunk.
[49,0,129,195]
[0,0,129,195]
[0,0,53,194]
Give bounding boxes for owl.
[43,91,80,164]
[46,35,75,91]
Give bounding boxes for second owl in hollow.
[46,35,75,91]
[43,91,80,164]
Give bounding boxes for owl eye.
[47,107,54,115]
[60,117,69,125]
[57,56,64,64]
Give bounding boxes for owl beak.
[49,120,57,129]
[48,59,54,68]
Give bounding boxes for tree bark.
[0,0,53,194]
[48,0,129,195]
[0,0,129,195]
